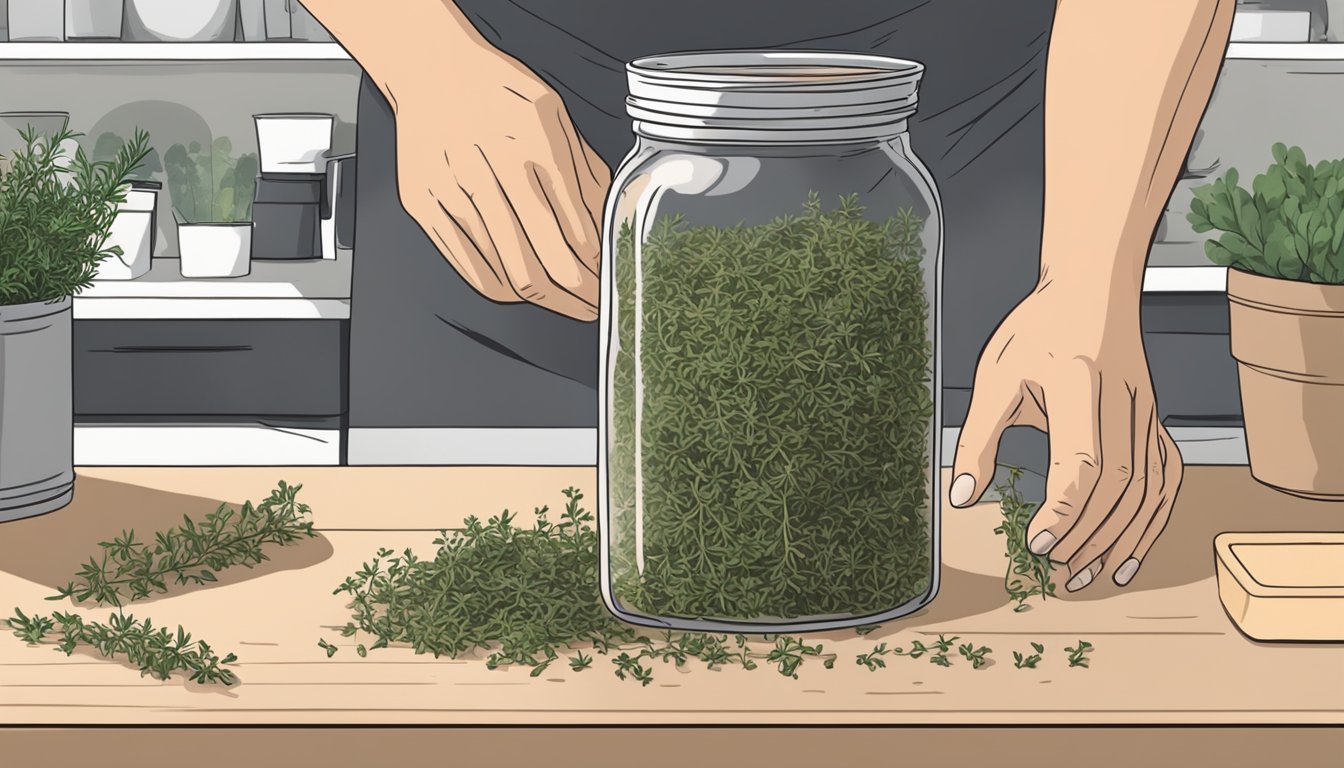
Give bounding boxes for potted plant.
[1189,142,1344,500]
[88,130,163,280]
[165,138,258,278]
[0,127,150,522]
[123,0,236,42]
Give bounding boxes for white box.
[1231,10,1312,42]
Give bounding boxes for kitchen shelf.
[1142,265,1227,293]
[0,42,352,62]
[73,249,352,320]
[1225,42,1344,59]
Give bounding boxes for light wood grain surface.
[0,466,1340,727]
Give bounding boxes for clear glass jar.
[598,51,943,633]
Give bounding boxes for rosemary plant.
[0,126,151,305]
[609,193,935,623]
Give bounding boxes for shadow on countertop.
[0,474,333,605]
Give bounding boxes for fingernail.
[1028,530,1057,556]
[949,474,976,508]
[1066,566,1095,592]
[1114,558,1141,587]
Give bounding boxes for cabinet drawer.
[73,320,347,417]
[1142,294,1241,424]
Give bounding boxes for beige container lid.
[1214,531,1344,642]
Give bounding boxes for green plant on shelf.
[88,130,162,182]
[1189,143,1344,284]
[164,137,257,224]
[0,126,150,305]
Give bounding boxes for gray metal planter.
[0,297,74,523]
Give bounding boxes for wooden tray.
[1215,532,1344,642]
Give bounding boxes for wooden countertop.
[1,466,1341,728]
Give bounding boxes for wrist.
[305,1,487,105]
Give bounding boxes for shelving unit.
[1225,41,1344,59]
[0,42,351,61]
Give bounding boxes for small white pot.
[96,185,158,281]
[178,223,252,279]
[123,0,235,42]
[97,211,154,280]
[1230,9,1312,41]
[8,0,64,41]
[65,0,122,39]
[254,113,333,174]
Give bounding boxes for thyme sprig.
[994,468,1057,611]
[6,483,312,686]
[6,608,237,685]
[52,481,317,607]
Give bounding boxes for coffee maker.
[250,114,355,260]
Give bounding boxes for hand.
[384,35,611,320]
[949,285,1184,591]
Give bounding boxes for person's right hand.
[384,32,611,321]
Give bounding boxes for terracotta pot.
[1227,268,1344,500]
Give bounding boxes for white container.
[65,0,122,40]
[98,212,153,280]
[288,1,330,41]
[96,184,158,281]
[239,0,330,41]
[178,223,252,278]
[238,0,265,40]
[254,113,333,173]
[8,0,64,41]
[123,0,236,42]
[1230,9,1312,41]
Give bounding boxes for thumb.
[950,376,1020,508]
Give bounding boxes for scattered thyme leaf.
[1066,640,1093,668]
[857,642,890,671]
[318,639,338,658]
[569,651,593,671]
[957,643,992,669]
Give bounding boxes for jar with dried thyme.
[599,51,943,633]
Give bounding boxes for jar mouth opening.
[628,50,925,87]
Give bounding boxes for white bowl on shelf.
[123,0,237,42]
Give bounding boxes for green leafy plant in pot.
[165,138,258,279]
[0,127,151,522]
[1188,142,1344,499]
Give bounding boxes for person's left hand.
[948,283,1184,591]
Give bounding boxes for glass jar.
[599,51,943,633]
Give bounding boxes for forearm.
[1037,0,1234,308]
[300,0,486,110]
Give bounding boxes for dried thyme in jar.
[607,194,935,628]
